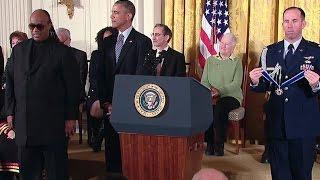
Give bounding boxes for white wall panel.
[0,0,161,61]
[0,0,31,61]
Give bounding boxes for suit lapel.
[28,41,53,75]
[160,48,172,76]
[114,29,136,73]
[275,41,286,71]
[25,40,33,73]
[109,34,117,68]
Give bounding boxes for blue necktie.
[115,34,124,63]
[285,44,294,68]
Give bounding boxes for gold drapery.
[164,0,320,77]
[164,0,319,139]
[164,0,203,76]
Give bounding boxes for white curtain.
[0,0,161,60]
[0,0,31,60]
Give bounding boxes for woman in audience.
[0,30,27,180]
[87,27,117,151]
[2,31,28,88]
[201,33,243,156]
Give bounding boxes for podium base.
[120,133,204,180]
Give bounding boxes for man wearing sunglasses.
[57,27,88,114]
[5,9,80,180]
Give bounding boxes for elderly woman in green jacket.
[201,33,243,156]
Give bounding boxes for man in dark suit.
[5,9,79,179]
[57,27,88,104]
[249,7,320,180]
[97,0,152,173]
[0,46,4,80]
[137,24,186,77]
[0,46,4,111]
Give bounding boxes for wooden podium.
[110,75,213,180]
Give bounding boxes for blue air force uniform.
[252,38,320,180]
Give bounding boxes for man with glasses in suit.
[137,24,186,77]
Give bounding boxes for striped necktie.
[115,34,124,63]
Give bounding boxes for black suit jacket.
[71,47,88,103]
[0,46,4,79]
[0,46,4,116]
[87,50,103,109]
[137,47,186,77]
[5,39,80,146]
[98,28,152,104]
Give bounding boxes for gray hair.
[56,27,71,39]
[222,33,237,45]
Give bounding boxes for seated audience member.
[2,31,28,88]
[0,121,19,180]
[1,31,28,120]
[87,26,117,151]
[201,33,243,156]
[0,45,19,180]
[192,168,228,180]
[0,46,4,112]
[9,31,28,48]
[0,46,3,80]
[56,28,88,104]
[137,24,186,77]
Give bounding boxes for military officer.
[249,7,320,180]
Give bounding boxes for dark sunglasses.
[28,23,45,31]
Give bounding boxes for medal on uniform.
[275,87,283,95]
[262,70,305,96]
[262,70,282,96]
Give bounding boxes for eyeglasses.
[28,23,45,31]
[150,33,164,37]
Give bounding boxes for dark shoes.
[260,150,269,164]
[205,143,224,156]
[214,143,224,156]
[205,143,215,156]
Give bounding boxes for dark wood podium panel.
[120,133,204,180]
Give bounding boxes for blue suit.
[252,38,320,180]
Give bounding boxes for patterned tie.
[115,33,124,63]
[156,62,162,76]
[285,44,294,68]
[156,50,166,76]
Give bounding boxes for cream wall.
[0,0,161,61]
[0,0,32,60]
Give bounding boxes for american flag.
[198,0,230,69]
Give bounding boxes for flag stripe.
[198,53,206,69]
[198,0,230,69]
[201,16,213,38]
[200,29,215,55]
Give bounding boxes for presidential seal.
[134,84,166,118]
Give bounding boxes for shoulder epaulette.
[307,41,320,48]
